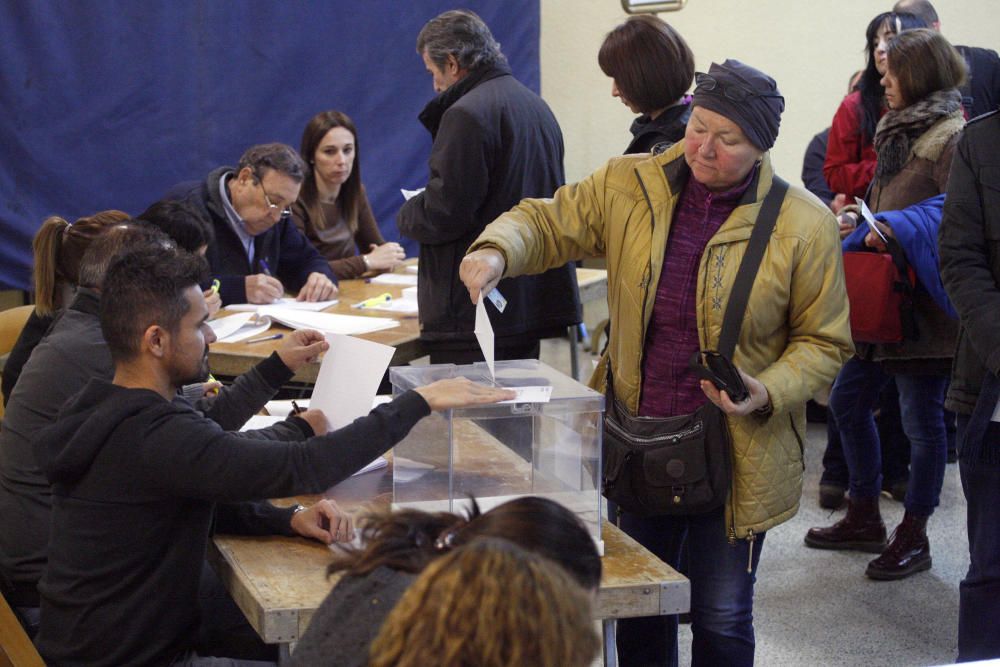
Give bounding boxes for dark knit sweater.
[34,380,429,667]
[639,167,755,417]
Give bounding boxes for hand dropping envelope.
[475,291,495,381]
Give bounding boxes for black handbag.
[601,176,788,517]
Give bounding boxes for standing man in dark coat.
[939,107,1000,662]
[397,10,581,364]
[166,143,338,306]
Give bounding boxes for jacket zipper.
[745,529,756,573]
[634,168,657,408]
[604,417,703,445]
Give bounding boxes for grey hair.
[237,143,308,184]
[416,10,506,71]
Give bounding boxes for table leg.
[602,619,617,667]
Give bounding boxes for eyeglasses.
[253,171,292,218]
[694,73,785,104]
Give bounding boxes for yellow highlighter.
[209,279,221,295]
[352,292,392,309]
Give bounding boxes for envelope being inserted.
[475,290,495,382]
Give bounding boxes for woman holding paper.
[460,60,853,665]
[806,29,965,581]
[293,110,405,279]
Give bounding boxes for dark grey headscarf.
[691,59,785,151]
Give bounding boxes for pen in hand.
[290,400,304,416]
[259,258,273,276]
[245,333,283,344]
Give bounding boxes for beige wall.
[540,0,1000,186]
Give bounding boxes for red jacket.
[823,91,882,199]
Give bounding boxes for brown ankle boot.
[865,512,932,580]
[804,495,887,553]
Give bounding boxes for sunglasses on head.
[694,73,785,104]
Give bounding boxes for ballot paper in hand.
[401,187,425,201]
[854,197,889,244]
[475,291,495,381]
[311,334,395,429]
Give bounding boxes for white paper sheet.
[258,307,398,335]
[357,290,419,314]
[265,395,391,417]
[401,187,425,201]
[855,197,889,244]
[368,273,418,286]
[311,334,395,430]
[240,415,284,431]
[498,385,553,404]
[404,264,418,274]
[226,297,339,312]
[208,312,274,343]
[475,290,495,381]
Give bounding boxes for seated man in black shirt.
[34,245,512,667]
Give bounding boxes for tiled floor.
[540,339,969,667]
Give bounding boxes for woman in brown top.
[293,110,405,279]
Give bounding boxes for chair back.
[0,589,44,667]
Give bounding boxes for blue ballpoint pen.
[259,258,273,276]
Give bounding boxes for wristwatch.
[292,504,307,516]
[361,254,371,270]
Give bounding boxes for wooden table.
[208,268,608,383]
[208,277,422,384]
[210,453,687,646]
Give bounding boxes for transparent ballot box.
[390,359,605,553]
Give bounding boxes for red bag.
[842,249,915,344]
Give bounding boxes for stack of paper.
[258,307,398,336]
[356,286,418,314]
[208,312,272,343]
[226,297,339,312]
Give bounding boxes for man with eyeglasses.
[165,143,337,305]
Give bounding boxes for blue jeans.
[610,503,764,667]
[956,416,1000,661]
[830,357,948,515]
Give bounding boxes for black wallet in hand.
[691,351,749,404]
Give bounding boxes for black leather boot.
[865,512,931,580]
[804,495,887,553]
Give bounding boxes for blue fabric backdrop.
[0,1,541,290]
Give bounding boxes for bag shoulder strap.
[717,176,788,358]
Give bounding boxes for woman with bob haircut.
[292,110,405,279]
[598,14,695,155]
[807,28,967,582]
[2,210,130,404]
[368,538,600,667]
[288,496,601,667]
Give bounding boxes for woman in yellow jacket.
[461,60,853,666]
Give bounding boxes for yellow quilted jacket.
[470,144,854,542]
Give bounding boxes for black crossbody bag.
[601,177,788,517]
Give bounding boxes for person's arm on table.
[138,378,515,503]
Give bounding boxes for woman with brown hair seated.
[368,537,600,667]
[292,110,405,279]
[288,496,601,667]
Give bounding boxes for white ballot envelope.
[855,197,889,244]
[475,290,495,382]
